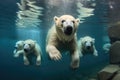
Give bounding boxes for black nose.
[64,26,73,35]
[24,49,28,52]
[86,46,91,49]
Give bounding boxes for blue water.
[0,0,109,80]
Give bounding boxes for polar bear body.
[14,39,41,66]
[78,36,98,57]
[13,40,24,57]
[46,15,80,69]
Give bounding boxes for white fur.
[14,39,42,66]
[13,40,24,57]
[46,15,80,69]
[78,36,98,57]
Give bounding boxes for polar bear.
[13,40,24,57]
[14,39,41,66]
[78,36,98,57]
[46,15,80,69]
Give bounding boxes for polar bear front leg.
[79,50,83,57]
[93,46,98,56]
[78,44,83,57]
[14,50,24,58]
[23,54,30,65]
[13,49,17,57]
[34,45,41,66]
[46,45,62,61]
[13,49,17,55]
[71,50,80,69]
[36,54,41,66]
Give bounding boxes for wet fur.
[46,15,80,69]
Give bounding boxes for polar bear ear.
[33,40,36,43]
[21,40,24,44]
[54,16,59,22]
[80,38,82,40]
[75,18,80,23]
[21,40,24,42]
[80,38,83,41]
[92,38,95,42]
[17,40,24,44]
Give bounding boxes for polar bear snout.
[86,46,91,50]
[62,19,74,35]
[24,49,29,52]
[64,26,73,35]
[23,44,31,52]
[85,42,92,50]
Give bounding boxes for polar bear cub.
[78,36,98,57]
[13,40,24,57]
[13,39,41,66]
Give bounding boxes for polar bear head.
[15,40,24,50]
[80,36,95,50]
[23,39,36,53]
[54,15,80,36]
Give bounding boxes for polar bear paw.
[49,49,62,61]
[71,59,79,69]
[24,60,30,65]
[36,60,41,66]
[79,53,83,57]
[93,50,98,56]
[13,54,19,58]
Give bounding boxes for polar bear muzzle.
[23,44,31,53]
[62,19,74,35]
[64,26,73,35]
[85,41,93,50]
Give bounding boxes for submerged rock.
[108,22,120,44]
[109,41,120,64]
[98,65,120,80]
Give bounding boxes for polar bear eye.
[85,41,87,43]
[72,20,75,23]
[61,20,65,23]
[28,44,31,47]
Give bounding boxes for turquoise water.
[0,0,109,80]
